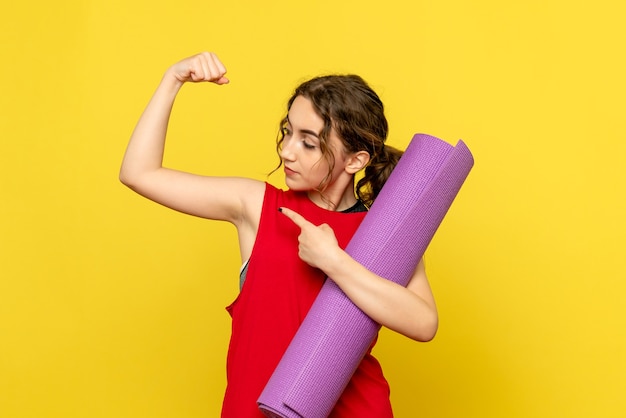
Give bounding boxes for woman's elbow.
[119,169,130,187]
[118,165,142,189]
[119,171,137,191]
[409,312,439,342]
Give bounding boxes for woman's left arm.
[280,207,438,342]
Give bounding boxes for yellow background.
[1,1,625,417]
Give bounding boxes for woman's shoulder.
[261,184,300,211]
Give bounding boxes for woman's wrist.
[320,247,352,282]
[161,68,186,91]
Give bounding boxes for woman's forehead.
[287,96,324,131]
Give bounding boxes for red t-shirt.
[223,184,393,417]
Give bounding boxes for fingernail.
[278,207,283,212]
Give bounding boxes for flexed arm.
[119,53,264,232]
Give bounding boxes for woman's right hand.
[168,52,229,85]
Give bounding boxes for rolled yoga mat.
[258,133,474,418]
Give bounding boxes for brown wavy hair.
[274,74,403,207]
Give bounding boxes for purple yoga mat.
[258,134,474,418]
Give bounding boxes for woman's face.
[279,95,348,193]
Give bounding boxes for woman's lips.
[284,166,297,176]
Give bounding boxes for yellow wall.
[1,1,624,417]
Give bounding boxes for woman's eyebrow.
[300,128,320,139]
[286,117,320,139]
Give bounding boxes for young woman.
[120,51,438,417]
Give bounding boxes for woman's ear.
[345,151,371,174]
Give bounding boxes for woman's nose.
[280,139,296,161]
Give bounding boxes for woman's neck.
[307,178,357,212]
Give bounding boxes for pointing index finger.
[279,207,311,229]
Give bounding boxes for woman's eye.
[302,141,316,150]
